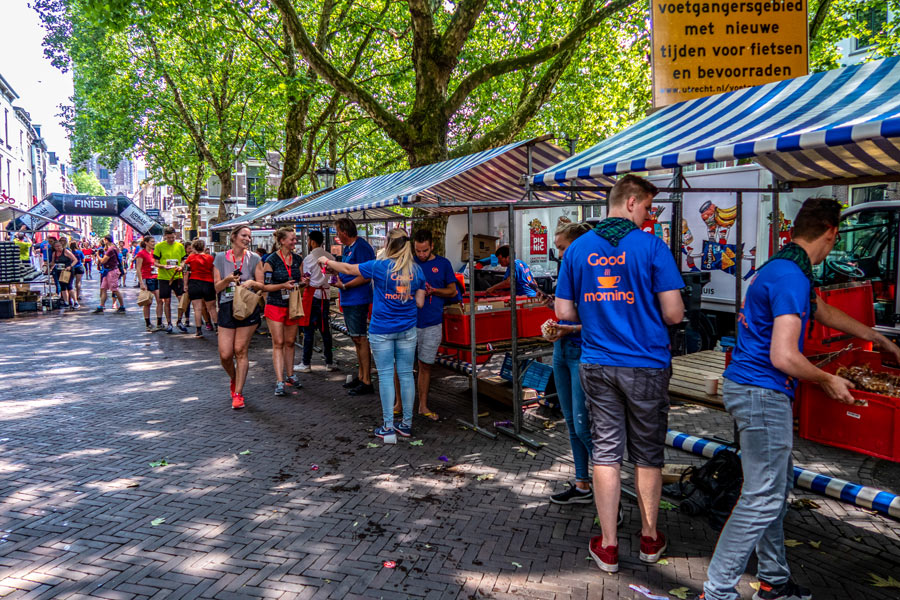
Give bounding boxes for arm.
[260,263,294,293]
[657,289,685,325]
[815,301,900,363]
[485,277,511,295]
[430,281,458,298]
[415,288,426,309]
[319,257,362,278]
[136,257,145,289]
[555,297,579,323]
[771,314,856,404]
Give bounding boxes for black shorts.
[73,265,85,275]
[217,300,262,329]
[188,280,216,302]
[144,278,159,292]
[159,278,184,299]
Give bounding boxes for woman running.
[48,239,77,310]
[69,242,85,308]
[261,227,308,396]
[320,229,425,438]
[184,238,217,338]
[135,235,162,332]
[82,243,93,279]
[213,225,264,410]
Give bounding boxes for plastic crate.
[804,282,875,356]
[442,309,511,345]
[516,304,556,338]
[797,348,900,462]
[499,353,553,392]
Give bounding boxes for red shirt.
[135,249,156,279]
[184,253,214,283]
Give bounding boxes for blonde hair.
[274,226,295,248]
[555,221,592,242]
[377,228,416,302]
[191,238,206,253]
[229,225,251,244]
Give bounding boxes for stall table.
[669,350,726,410]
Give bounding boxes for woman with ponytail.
[320,228,425,439]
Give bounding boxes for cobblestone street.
[1,280,899,599]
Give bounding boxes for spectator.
[118,240,130,285]
[334,217,376,396]
[184,238,218,337]
[555,174,685,573]
[485,245,538,297]
[153,226,188,333]
[135,235,162,332]
[14,232,31,268]
[93,234,126,313]
[298,230,337,372]
[320,228,425,439]
[69,242,85,308]
[48,239,77,310]
[261,227,307,395]
[702,198,900,600]
[213,225,264,410]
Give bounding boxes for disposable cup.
[705,376,719,395]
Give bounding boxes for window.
[99,168,109,180]
[246,165,266,207]
[855,5,888,50]
[3,109,7,146]
[851,184,886,205]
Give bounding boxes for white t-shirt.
[302,247,335,299]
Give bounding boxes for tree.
[71,170,110,236]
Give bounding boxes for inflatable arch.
[11,193,165,236]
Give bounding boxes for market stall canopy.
[531,57,900,188]
[276,138,608,222]
[210,189,327,231]
[295,207,407,225]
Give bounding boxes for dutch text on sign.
[651,0,808,107]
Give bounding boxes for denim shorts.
[343,303,369,337]
[579,363,671,467]
[416,323,442,364]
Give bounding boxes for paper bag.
[137,289,153,307]
[288,287,305,320]
[179,290,191,312]
[58,269,72,284]
[233,285,259,320]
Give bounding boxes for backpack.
[677,450,743,530]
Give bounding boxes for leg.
[114,290,125,307]
[416,362,433,414]
[143,298,151,320]
[320,299,334,364]
[358,337,372,384]
[233,325,255,394]
[396,328,418,427]
[283,324,298,378]
[163,298,172,324]
[206,300,218,326]
[593,465,622,544]
[98,289,108,307]
[218,327,237,383]
[191,299,203,328]
[634,466,663,537]
[155,291,163,322]
[352,337,366,380]
[268,319,286,382]
[554,339,591,489]
[368,333,396,428]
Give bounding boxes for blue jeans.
[553,338,593,482]
[703,379,793,600]
[369,327,417,428]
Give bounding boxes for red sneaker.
[589,536,619,573]
[231,393,245,410]
[639,531,667,563]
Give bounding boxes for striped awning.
[276,139,608,222]
[532,58,900,188]
[210,190,325,231]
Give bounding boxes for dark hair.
[335,217,357,238]
[495,245,510,258]
[69,242,78,251]
[792,197,842,241]
[308,230,324,246]
[163,226,176,235]
[413,229,433,244]
[608,174,658,208]
[104,234,114,243]
[192,238,206,252]
[229,225,251,244]
[255,246,267,255]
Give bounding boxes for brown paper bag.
[288,287,305,320]
[137,289,153,307]
[58,269,72,284]
[178,290,191,312]
[233,285,258,320]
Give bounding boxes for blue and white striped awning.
[210,190,325,231]
[532,58,900,188]
[277,139,608,222]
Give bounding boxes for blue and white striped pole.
[666,429,900,520]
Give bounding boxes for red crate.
[797,348,900,462]
[443,309,511,345]
[516,304,556,338]
[804,282,875,356]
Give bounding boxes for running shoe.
[374,425,395,439]
[348,382,375,396]
[295,363,312,373]
[177,322,188,333]
[550,482,594,505]
[154,324,165,332]
[393,422,412,437]
[588,536,618,573]
[92,306,104,314]
[194,330,203,338]
[274,381,286,396]
[146,324,153,332]
[753,580,812,600]
[231,393,245,410]
[285,374,302,388]
[639,531,667,564]
[325,363,340,372]
[205,323,214,331]
[72,302,80,309]
[116,307,126,313]
[166,324,174,334]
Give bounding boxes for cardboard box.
[461,234,499,261]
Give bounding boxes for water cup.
[346,374,354,385]
[705,376,719,395]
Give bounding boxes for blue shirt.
[340,238,376,306]
[39,240,51,261]
[73,250,84,266]
[724,259,811,398]
[358,259,425,334]
[556,229,684,368]
[415,254,458,328]
[505,259,537,297]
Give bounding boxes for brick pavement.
[0,278,898,599]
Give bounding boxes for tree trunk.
[278,98,305,199]
[216,170,232,223]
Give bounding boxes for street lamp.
[315,161,337,190]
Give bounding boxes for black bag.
[677,450,743,530]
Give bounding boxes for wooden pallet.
[669,350,726,410]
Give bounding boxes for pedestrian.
[118,240,129,286]
[297,230,338,372]
[14,232,31,269]
[485,245,538,297]
[261,227,307,395]
[183,238,218,338]
[334,217,376,396]
[153,226,188,333]
[48,239,77,310]
[542,221,595,505]
[555,174,685,572]
[702,198,900,600]
[69,242,85,308]
[213,225,264,410]
[320,228,425,439]
[135,235,163,332]
[83,243,93,279]
[92,234,126,313]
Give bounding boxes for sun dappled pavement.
[1,280,899,599]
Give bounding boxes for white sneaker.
[295,363,312,373]
[325,363,340,372]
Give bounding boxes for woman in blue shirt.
[320,229,425,439]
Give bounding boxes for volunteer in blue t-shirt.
[320,229,425,440]
[555,175,684,574]
[703,198,900,600]
[334,217,377,397]
[486,245,537,297]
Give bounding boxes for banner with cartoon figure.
[529,218,548,263]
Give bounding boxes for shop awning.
[532,58,900,188]
[277,138,608,222]
[210,190,326,231]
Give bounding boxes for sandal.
[420,411,440,421]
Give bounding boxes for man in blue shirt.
[485,246,537,297]
[556,174,684,574]
[334,217,376,396]
[703,198,900,600]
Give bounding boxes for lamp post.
[315,161,337,190]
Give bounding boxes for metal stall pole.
[771,188,780,257]
[668,167,684,262]
[457,206,497,439]
[734,192,743,334]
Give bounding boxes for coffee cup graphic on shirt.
[597,275,620,288]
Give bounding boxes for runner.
[93,234,126,314]
[213,225,264,410]
[183,238,217,338]
[69,242,85,309]
[135,235,162,332]
[82,242,93,280]
[48,239,76,310]
[261,227,307,395]
[153,226,188,334]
